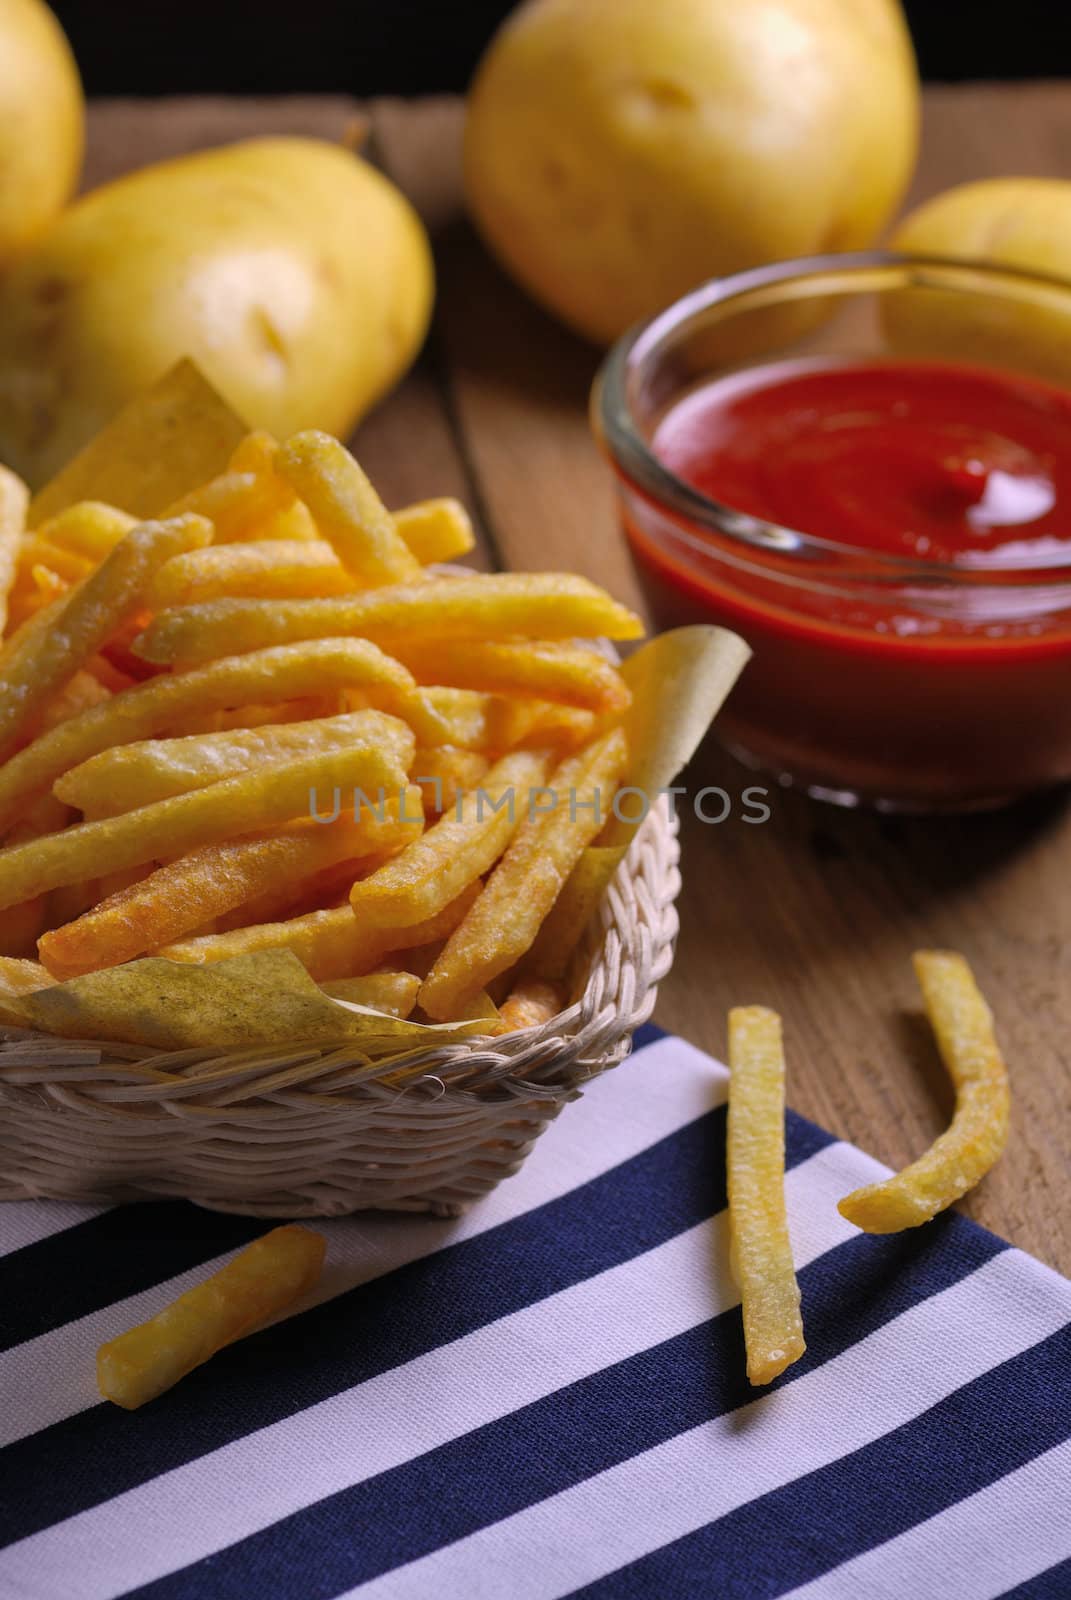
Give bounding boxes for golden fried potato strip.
[34,502,137,560]
[0,744,409,911]
[0,639,413,836]
[525,843,628,981]
[56,709,414,820]
[319,971,421,1018]
[160,882,482,982]
[164,470,293,543]
[133,574,645,666]
[274,431,422,585]
[150,540,356,607]
[351,749,549,930]
[0,514,211,763]
[98,1225,325,1409]
[390,639,631,714]
[419,727,627,1019]
[498,979,565,1033]
[394,499,475,565]
[39,799,423,979]
[838,951,1011,1233]
[413,747,490,814]
[727,1006,806,1387]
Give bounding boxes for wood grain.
[82,88,1071,1272]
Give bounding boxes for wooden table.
[85,88,1071,1274]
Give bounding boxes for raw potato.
[887,178,1071,387]
[464,0,918,343]
[0,138,435,487]
[0,0,83,260]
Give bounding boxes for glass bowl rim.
[592,248,1071,583]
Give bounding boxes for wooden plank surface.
[84,88,1071,1273]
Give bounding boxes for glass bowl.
[593,251,1071,811]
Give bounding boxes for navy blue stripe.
[118,1210,1007,1600]
[999,1557,1071,1598]
[0,1205,267,1352]
[0,1027,669,1353]
[567,1324,1071,1600]
[0,1107,832,1545]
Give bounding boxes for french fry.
[413,747,490,814]
[394,498,475,565]
[134,574,645,666]
[351,749,549,930]
[0,467,31,635]
[0,744,411,912]
[171,695,342,736]
[838,951,1011,1233]
[97,1225,325,1409]
[150,540,356,607]
[498,979,565,1033]
[274,431,423,585]
[16,534,95,588]
[392,639,631,714]
[0,639,415,836]
[419,728,628,1019]
[227,430,278,476]
[319,971,421,1018]
[727,1006,806,1387]
[0,895,49,958]
[525,844,628,981]
[56,709,415,820]
[160,881,482,981]
[0,513,212,763]
[163,470,293,544]
[34,501,137,560]
[39,801,423,979]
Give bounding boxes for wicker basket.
[0,799,680,1218]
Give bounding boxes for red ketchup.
[625,358,1071,808]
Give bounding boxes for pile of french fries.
[0,417,656,1034]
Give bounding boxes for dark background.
[49,1,1071,95]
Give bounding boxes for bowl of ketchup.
[593,252,1071,811]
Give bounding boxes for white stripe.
[341,1251,1071,1600]
[0,1034,725,1446]
[0,1143,872,1600]
[784,1439,1071,1600]
[0,1200,103,1259]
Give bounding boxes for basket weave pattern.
[0,802,680,1218]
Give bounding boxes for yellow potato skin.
[0,138,434,486]
[888,179,1071,387]
[464,0,918,344]
[0,0,83,260]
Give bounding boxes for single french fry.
[159,881,482,982]
[97,1225,325,1409]
[413,747,491,814]
[394,498,475,565]
[0,514,212,763]
[0,639,415,836]
[163,470,294,544]
[525,844,628,981]
[838,951,1011,1233]
[498,979,565,1033]
[419,728,628,1019]
[0,744,410,912]
[56,709,415,820]
[171,695,343,736]
[392,639,631,714]
[39,800,423,979]
[134,574,645,666]
[320,971,421,1018]
[351,749,549,930]
[274,431,422,585]
[727,1006,806,1387]
[16,534,95,588]
[227,430,278,476]
[34,502,137,560]
[150,540,357,608]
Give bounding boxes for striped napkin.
[1,1024,1068,1600]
